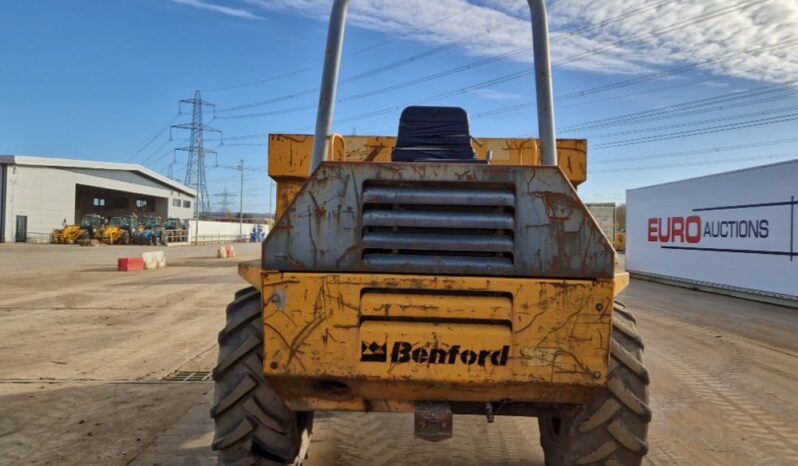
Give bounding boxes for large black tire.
[539,302,650,466]
[211,288,313,466]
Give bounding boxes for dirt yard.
[0,244,796,465]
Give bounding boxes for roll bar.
[311,0,557,170]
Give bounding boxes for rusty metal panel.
[262,273,614,405]
[268,136,588,222]
[263,162,613,279]
[268,135,315,179]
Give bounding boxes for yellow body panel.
[52,225,83,244]
[260,272,614,411]
[615,231,627,252]
[268,134,588,218]
[101,226,124,245]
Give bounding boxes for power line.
[592,111,798,149]
[562,80,798,133]
[591,152,798,173]
[149,136,190,169]
[219,0,777,145]
[203,5,476,93]
[215,45,454,114]
[221,142,268,147]
[476,36,798,120]
[213,164,265,173]
[126,113,181,161]
[215,0,676,116]
[139,137,174,165]
[592,136,798,164]
[218,0,767,126]
[589,104,798,139]
[552,0,766,73]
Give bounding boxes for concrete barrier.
[118,258,145,272]
[142,251,166,270]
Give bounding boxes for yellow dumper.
[212,2,649,465]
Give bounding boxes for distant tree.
[616,204,627,229]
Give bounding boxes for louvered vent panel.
[361,182,515,274]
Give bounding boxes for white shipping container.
[626,160,798,301]
[586,203,616,243]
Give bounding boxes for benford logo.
[361,341,510,366]
[360,341,388,362]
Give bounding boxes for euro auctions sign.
[648,216,771,247]
[626,160,797,300]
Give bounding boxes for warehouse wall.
[1,165,196,243]
[0,164,7,242]
[166,194,194,219]
[3,165,76,242]
[627,160,798,301]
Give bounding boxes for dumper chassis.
[212,1,650,465]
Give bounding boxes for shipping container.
[627,160,798,304]
[586,203,616,243]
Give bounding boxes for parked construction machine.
[212,1,650,465]
[101,215,137,245]
[163,218,189,244]
[135,216,165,245]
[615,229,627,253]
[50,214,104,244]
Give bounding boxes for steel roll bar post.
[310,0,557,171]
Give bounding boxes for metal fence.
[17,231,251,246]
[189,234,250,245]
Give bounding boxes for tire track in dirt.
[640,311,798,466]
[306,412,543,466]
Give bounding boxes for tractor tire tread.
[212,288,310,466]
[539,302,650,466]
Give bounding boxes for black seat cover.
[392,106,478,162]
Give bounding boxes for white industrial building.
[0,155,196,243]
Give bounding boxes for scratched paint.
[263,163,614,279]
[261,272,614,410]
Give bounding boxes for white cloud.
[239,0,798,84]
[170,0,262,20]
[474,88,523,100]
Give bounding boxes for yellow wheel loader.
[212,1,650,465]
[51,214,104,244]
[51,224,83,244]
[101,215,136,245]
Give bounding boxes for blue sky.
[1,0,797,213]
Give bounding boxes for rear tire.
[538,302,650,466]
[212,287,313,466]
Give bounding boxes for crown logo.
[360,341,388,362]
